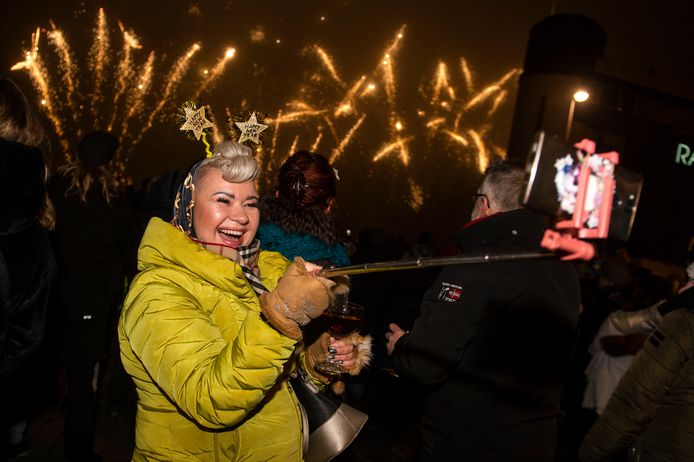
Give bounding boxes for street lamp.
[565,89,590,141]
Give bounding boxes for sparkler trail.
[204,104,222,146]
[47,21,79,126]
[467,129,489,172]
[460,57,475,94]
[322,116,340,145]
[432,61,456,105]
[334,76,365,117]
[311,45,344,86]
[330,114,366,163]
[287,135,299,159]
[88,8,110,127]
[108,22,141,131]
[310,132,323,152]
[270,108,327,124]
[12,28,70,155]
[373,136,414,164]
[192,47,236,102]
[120,51,155,143]
[462,68,519,112]
[487,89,508,117]
[126,42,201,149]
[444,130,469,147]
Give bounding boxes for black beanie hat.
[77,131,118,170]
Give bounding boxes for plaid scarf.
[172,161,268,296]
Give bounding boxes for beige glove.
[260,257,336,340]
[304,332,333,383]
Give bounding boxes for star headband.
[179,102,269,157]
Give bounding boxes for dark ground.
[6,373,420,462]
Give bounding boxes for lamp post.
[565,89,590,141]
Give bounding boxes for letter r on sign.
[675,143,691,165]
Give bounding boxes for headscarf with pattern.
[171,160,268,295]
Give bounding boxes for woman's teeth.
[219,229,243,240]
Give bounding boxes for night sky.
[3,0,693,244]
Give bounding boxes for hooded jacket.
[391,208,581,461]
[579,305,694,462]
[0,138,55,380]
[118,218,303,461]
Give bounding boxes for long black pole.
[316,251,555,278]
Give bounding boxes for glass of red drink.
[314,301,364,375]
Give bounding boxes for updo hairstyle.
[197,140,259,184]
[276,151,337,210]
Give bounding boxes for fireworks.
[12,28,72,155]
[421,56,521,172]
[259,24,518,208]
[12,8,235,168]
[12,10,519,213]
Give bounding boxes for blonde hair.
[57,162,122,204]
[38,164,56,230]
[57,131,122,204]
[196,141,259,183]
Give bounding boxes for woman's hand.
[328,336,355,369]
[305,332,373,381]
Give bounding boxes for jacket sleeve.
[578,310,693,461]
[121,279,297,429]
[391,265,489,385]
[0,226,55,379]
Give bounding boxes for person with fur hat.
[0,76,56,459]
[258,150,371,382]
[49,130,140,462]
[257,150,372,457]
[258,150,349,268]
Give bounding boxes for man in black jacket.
[387,159,581,461]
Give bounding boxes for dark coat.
[48,172,139,354]
[0,138,55,380]
[579,296,694,462]
[392,208,581,461]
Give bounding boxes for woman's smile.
[192,168,259,248]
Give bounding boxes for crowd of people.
[1,73,693,462]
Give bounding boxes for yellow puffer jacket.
[119,218,302,461]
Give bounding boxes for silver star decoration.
[180,106,214,140]
[235,113,268,145]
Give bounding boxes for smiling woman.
[117,140,355,461]
[192,168,259,247]
[192,143,260,249]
